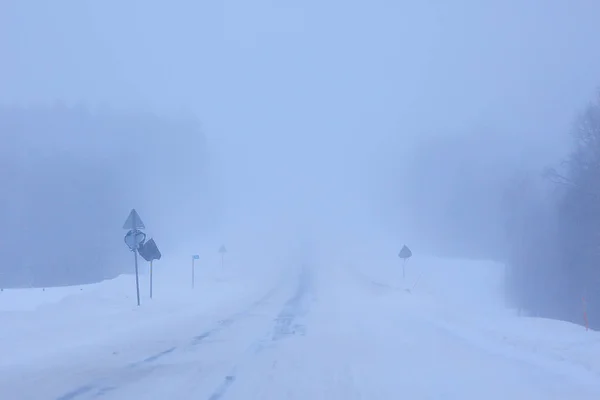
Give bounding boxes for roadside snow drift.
[0,248,599,400]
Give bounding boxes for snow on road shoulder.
[0,259,286,370]
[423,309,600,387]
[346,252,600,384]
[456,314,600,379]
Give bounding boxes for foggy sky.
[3,0,600,254]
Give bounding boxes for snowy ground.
[1,249,599,399]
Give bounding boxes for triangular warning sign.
[123,209,145,230]
[398,245,412,259]
[219,245,227,254]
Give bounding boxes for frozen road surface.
[1,258,599,400]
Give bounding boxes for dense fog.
[3,1,600,327]
[0,106,214,286]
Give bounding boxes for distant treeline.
[504,91,600,330]
[0,104,213,287]
[388,90,600,330]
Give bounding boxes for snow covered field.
[0,250,599,399]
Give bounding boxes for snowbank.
[0,255,286,369]
[346,253,600,381]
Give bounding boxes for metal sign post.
[150,260,153,299]
[134,250,141,306]
[219,246,227,268]
[192,255,199,289]
[139,238,161,300]
[123,209,146,306]
[398,245,413,279]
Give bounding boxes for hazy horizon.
[3,0,600,262]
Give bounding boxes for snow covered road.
[2,260,600,400]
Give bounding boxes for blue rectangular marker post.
[192,255,199,288]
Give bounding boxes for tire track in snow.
[128,282,283,368]
[206,265,313,400]
[271,264,311,340]
[54,281,285,400]
[56,385,95,400]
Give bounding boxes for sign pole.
[131,215,141,307]
[134,249,141,306]
[123,209,146,307]
[150,260,153,299]
[218,246,227,269]
[398,245,413,281]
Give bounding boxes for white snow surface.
[1,248,599,400]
